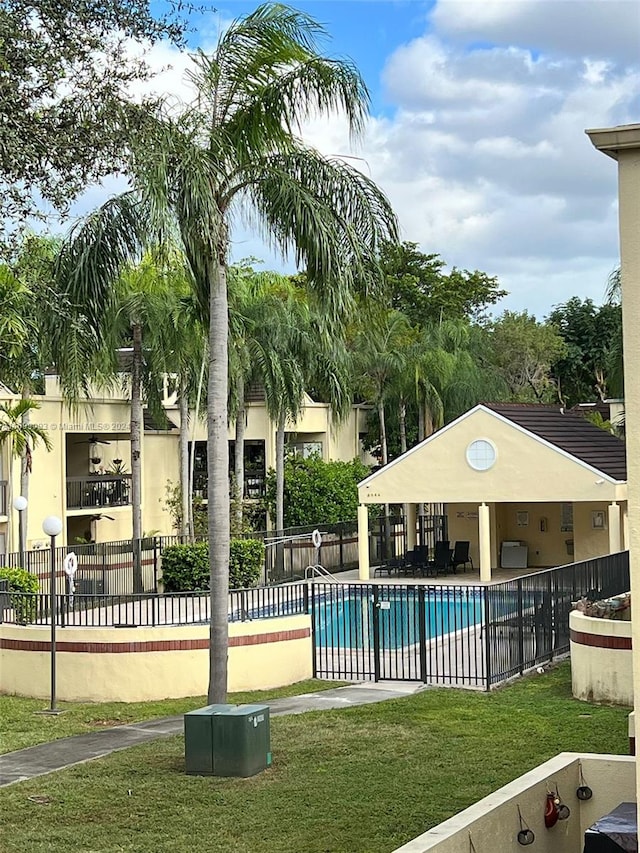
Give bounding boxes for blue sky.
[70,1,640,318]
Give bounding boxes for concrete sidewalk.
[0,682,425,788]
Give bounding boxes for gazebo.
[357,402,627,581]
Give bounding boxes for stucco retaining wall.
[569,610,632,707]
[0,615,312,702]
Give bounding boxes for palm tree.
[0,399,52,551]
[353,309,412,466]
[1,235,68,541]
[56,3,397,702]
[82,254,183,590]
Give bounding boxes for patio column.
[406,503,417,551]
[478,502,492,582]
[357,503,370,580]
[588,123,640,808]
[608,502,622,553]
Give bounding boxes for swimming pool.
[313,591,485,650]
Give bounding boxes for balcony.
[192,470,265,501]
[66,476,131,510]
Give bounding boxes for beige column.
[357,503,370,580]
[406,504,417,551]
[588,123,640,807]
[478,503,492,582]
[608,502,622,553]
[623,503,629,550]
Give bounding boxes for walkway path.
[0,682,424,788]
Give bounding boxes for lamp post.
[12,495,27,569]
[42,515,63,714]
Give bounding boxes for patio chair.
[409,546,429,576]
[451,541,473,573]
[374,557,402,577]
[427,540,452,577]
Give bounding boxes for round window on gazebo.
[466,439,497,471]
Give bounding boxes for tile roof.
[483,402,627,481]
[143,411,178,431]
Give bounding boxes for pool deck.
[333,565,553,585]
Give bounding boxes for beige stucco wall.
[393,753,635,853]
[143,433,180,534]
[570,610,633,707]
[0,383,370,553]
[186,400,370,470]
[0,615,312,702]
[445,500,616,569]
[359,407,624,506]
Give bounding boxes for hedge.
[0,566,39,624]
[161,539,265,592]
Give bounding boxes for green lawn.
[0,680,342,754]
[0,663,631,853]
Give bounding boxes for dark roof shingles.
[483,402,627,481]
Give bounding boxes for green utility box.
[184,703,271,778]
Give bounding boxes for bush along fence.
[0,551,629,691]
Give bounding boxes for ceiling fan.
[74,435,111,445]
[89,514,115,521]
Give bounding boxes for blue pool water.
[314,593,484,650]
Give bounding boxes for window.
[466,439,496,471]
[288,441,323,459]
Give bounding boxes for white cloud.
[430,0,640,64]
[51,1,638,319]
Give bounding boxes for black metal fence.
[0,583,308,628]
[0,524,359,595]
[0,549,629,690]
[484,550,630,686]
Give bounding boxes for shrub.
[0,566,39,624]
[229,539,265,588]
[264,455,371,528]
[161,539,264,592]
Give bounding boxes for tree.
[0,0,186,234]
[264,455,370,528]
[485,311,567,402]
[380,241,507,326]
[0,399,51,549]
[57,4,397,703]
[83,253,185,590]
[353,309,412,466]
[0,234,71,540]
[547,297,622,406]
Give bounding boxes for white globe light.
[12,495,27,511]
[42,515,63,537]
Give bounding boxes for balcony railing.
[192,470,266,501]
[66,476,131,510]
[0,480,6,515]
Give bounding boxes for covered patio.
[357,403,627,581]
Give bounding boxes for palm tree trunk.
[189,353,207,538]
[208,256,230,704]
[399,397,408,537]
[417,396,425,538]
[179,377,190,538]
[19,385,30,552]
[233,372,246,535]
[131,323,143,593]
[377,399,391,560]
[377,399,388,466]
[275,409,286,578]
[399,398,407,455]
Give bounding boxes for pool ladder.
[304,564,343,583]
